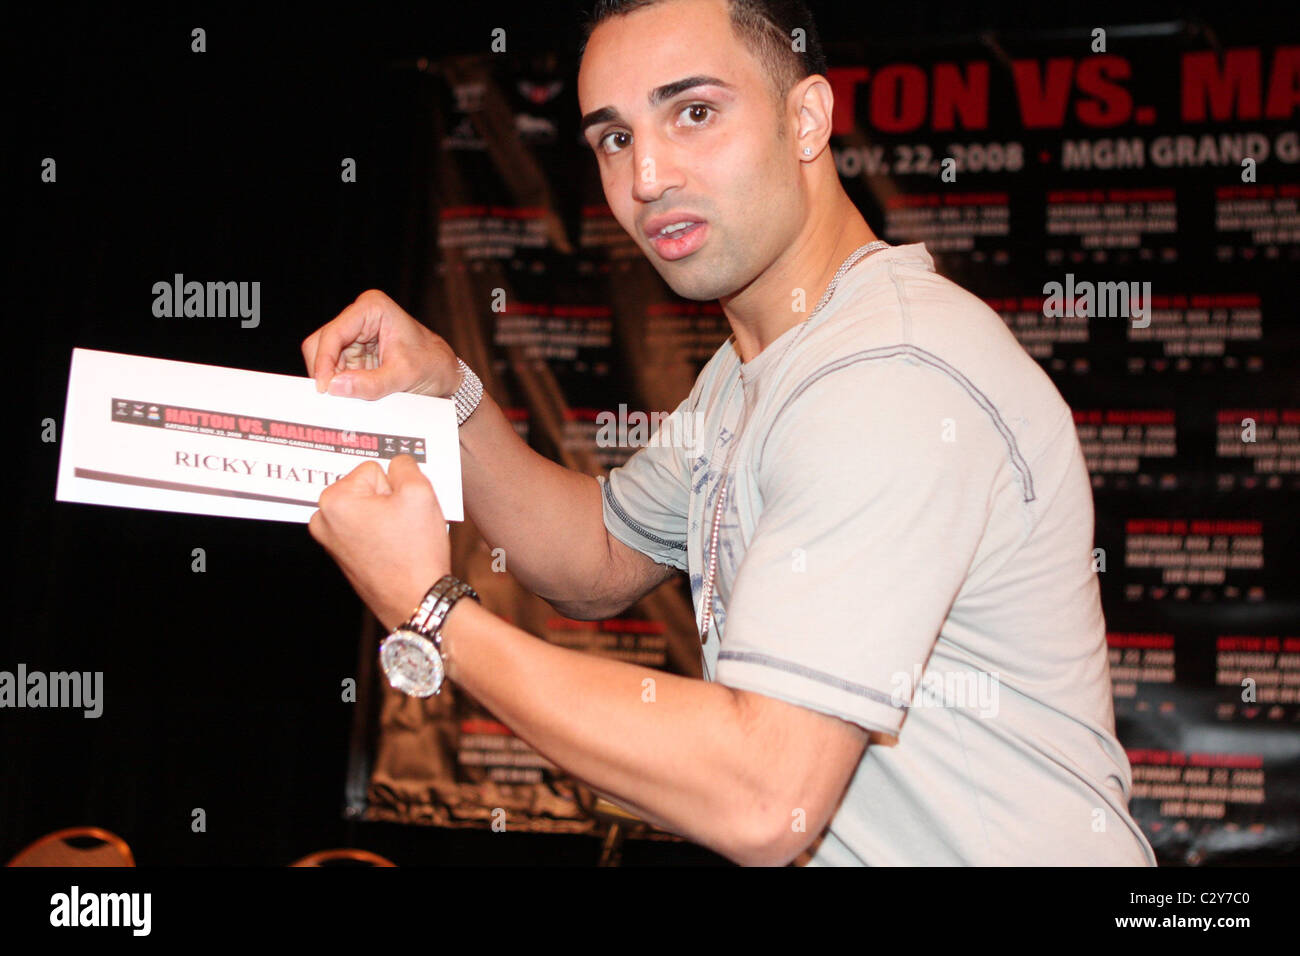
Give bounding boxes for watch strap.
[406,574,479,649]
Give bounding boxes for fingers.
[310,460,389,549]
[319,461,391,507]
[387,454,442,514]
[301,328,321,378]
[326,354,413,401]
[385,453,425,491]
[370,461,394,495]
[312,304,372,392]
[304,291,392,393]
[350,460,393,495]
[307,507,326,544]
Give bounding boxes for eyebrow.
[579,75,736,137]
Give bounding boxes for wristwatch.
[378,574,480,697]
[451,358,483,426]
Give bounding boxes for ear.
[790,74,834,161]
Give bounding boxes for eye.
[678,103,714,127]
[598,129,632,155]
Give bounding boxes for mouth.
[646,219,708,261]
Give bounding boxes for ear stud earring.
[803,147,812,155]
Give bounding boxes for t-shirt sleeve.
[714,358,1010,736]
[597,394,696,572]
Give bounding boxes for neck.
[720,190,879,365]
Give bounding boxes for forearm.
[457,391,611,615]
[439,597,773,864]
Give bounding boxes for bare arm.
[307,421,869,867]
[304,293,869,866]
[457,388,678,618]
[437,597,870,866]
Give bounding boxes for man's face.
[578,0,803,302]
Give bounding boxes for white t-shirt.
[597,242,1156,865]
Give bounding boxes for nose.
[630,128,683,206]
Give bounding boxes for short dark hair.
[580,0,828,104]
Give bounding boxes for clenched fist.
[308,454,452,631]
[301,289,461,401]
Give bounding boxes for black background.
[7,0,1295,865]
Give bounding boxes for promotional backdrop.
[346,29,1300,864]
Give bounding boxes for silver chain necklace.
[695,239,890,676]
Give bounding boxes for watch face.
[379,629,444,697]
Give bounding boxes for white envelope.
[55,348,464,523]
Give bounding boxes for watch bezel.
[379,627,445,698]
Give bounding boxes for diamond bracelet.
[452,358,484,426]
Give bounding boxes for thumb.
[387,453,434,500]
[339,459,391,495]
[391,454,443,521]
[327,366,403,401]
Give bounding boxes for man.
[302,0,1156,865]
